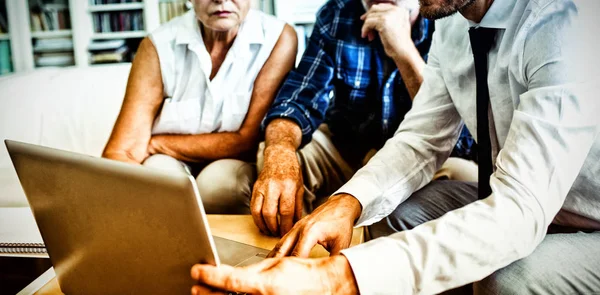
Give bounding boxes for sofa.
[0,64,132,207]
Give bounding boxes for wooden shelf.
[0,34,9,41]
[88,3,145,12]
[30,30,73,39]
[91,31,147,40]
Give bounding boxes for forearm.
[102,150,144,164]
[150,131,257,163]
[264,118,303,151]
[102,130,152,164]
[391,45,425,100]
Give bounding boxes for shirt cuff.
[333,174,387,227]
[341,237,413,295]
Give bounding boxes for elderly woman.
[102,0,297,213]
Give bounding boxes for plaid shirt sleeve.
[261,7,336,147]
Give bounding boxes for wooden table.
[26,215,364,295]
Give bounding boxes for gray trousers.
[368,180,600,295]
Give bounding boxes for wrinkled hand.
[252,143,304,237]
[190,255,359,295]
[360,3,413,60]
[268,194,362,258]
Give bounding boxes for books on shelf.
[30,1,71,32]
[89,39,130,64]
[33,37,73,52]
[35,52,75,67]
[93,11,144,33]
[159,1,191,24]
[33,37,74,67]
[0,40,12,75]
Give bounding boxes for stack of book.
[93,11,144,33]
[159,0,191,24]
[89,39,130,64]
[30,1,71,31]
[33,38,74,67]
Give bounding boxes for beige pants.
[142,154,255,214]
[258,125,479,214]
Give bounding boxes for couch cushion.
[0,64,131,207]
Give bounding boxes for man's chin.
[418,0,476,20]
[419,5,458,20]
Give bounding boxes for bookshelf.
[83,0,152,64]
[28,0,76,68]
[0,0,12,75]
[2,0,280,73]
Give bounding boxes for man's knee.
[196,159,256,214]
[367,180,478,240]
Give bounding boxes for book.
[93,11,144,33]
[33,37,73,53]
[90,44,129,64]
[35,52,75,67]
[30,1,71,31]
[0,208,47,254]
[88,38,126,51]
[0,40,12,75]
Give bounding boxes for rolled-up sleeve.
[262,7,336,147]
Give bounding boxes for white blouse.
[149,9,285,135]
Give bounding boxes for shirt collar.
[467,0,516,29]
[175,9,265,48]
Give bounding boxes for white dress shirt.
[338,0,600,294]
[149,10,284,135]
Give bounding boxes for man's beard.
[418,0,476,20]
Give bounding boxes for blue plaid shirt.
[264,0,474,164]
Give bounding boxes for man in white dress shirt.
[189,0,600,294]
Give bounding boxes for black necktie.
[469,27,497,200]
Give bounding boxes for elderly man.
[251,0,476,237]
[190,0,600,294]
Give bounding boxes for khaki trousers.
[142,154,255,214]
[257,125,479,214]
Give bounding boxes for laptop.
[5,140,268,295]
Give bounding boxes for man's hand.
[360,3,414,61]
[268,194,362,258]
[190,255,359,295]
[252,142,304,237]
